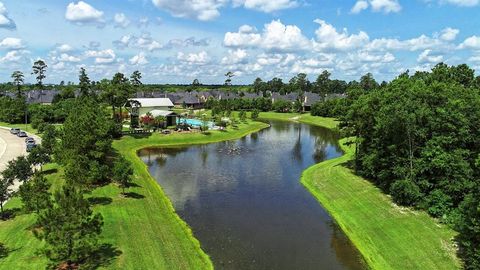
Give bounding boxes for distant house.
[178,93,208,109]
[129,98,174,116]
[5,90,60,105]
[302,92,322,111]
[26,90,60,105]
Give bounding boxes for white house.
[129,98,174,116]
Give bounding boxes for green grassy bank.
[259,112,460,270]
[0,120,269,269]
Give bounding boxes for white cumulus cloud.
[0,2,15,29]
[85,49,116,64]
[224,20,311,52]
[129,52,149,65]
[152,0,226,21]
[114,13,130,28]
[313,19,370,51]
[439,27,459,41]
[0,37,25,50]
[232,0,298,12]
[350,0,401,14]
[177,51,209,64]
[65,1,104,25]
[351,1,369,13]
[417,49,444,63]
[459,36,480,49]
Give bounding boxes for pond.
[138,121,367,270]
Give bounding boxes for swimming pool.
[177,118,215,128]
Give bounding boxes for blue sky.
[0,0,480,84]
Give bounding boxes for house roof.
[148,110,177,117]
[130,98,174,107]
[304,92,322,106]
[177,94,201,104]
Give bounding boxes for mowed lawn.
[0,120,269,270]
[258,111,339,130]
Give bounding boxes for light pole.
[25,107,28,132]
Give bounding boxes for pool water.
[177,118,215,128]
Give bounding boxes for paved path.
[0,127,41,192]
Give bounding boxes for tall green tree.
[32,60,47,90]
[58,98,113,188]
[113,157,133,195]
[11,71,24,98]
[0,176,12,216]
[27,146,51,172]
[18,173,51,214]
[2,156,32,183]
[34,185,103,269]
[458,187,480,270]
[315,70,331,98]
[359,73,378,91]
[78,67,91,97]
[224,71,234,86]
[112,73,134,123]
[41,124,57,156]
[130,70,142,88]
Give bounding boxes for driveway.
[0,127,41,192]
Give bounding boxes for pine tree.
[18,173,51,214]
[34,185,103,269]
[113,157,133,195]
[0,177,12,217]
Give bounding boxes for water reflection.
[140,121,366,270]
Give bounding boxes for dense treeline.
[342,63,480,269]
[1,69,370,97]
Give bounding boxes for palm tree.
[154,116,167,129]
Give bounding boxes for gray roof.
[4,90,60,104]
[303,92,322,106]
[177,94,201,105]
[272,92,298,102]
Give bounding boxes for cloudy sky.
[0,0,480,84]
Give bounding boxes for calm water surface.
[138,121,366,270]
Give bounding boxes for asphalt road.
[0,127,40,192]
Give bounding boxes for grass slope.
[258,112,339,130]
[0,121,269,270]
[259,112,460,269]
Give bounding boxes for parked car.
[26,143,36,152]
[17,131,27,137]
[10,128,20,135]
[25,137,35,144]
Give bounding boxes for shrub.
[425,189,453,218]
[251,109,259,120]
[272,100,292,113]
[390,180,422,206]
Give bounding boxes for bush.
[311,98,348,118]
[239,111,247,122]
[272,100,292,113]
[390,180,422,206]
[251,109,259,120]
[425,189,453,218]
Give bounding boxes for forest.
[337,63,480,269]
